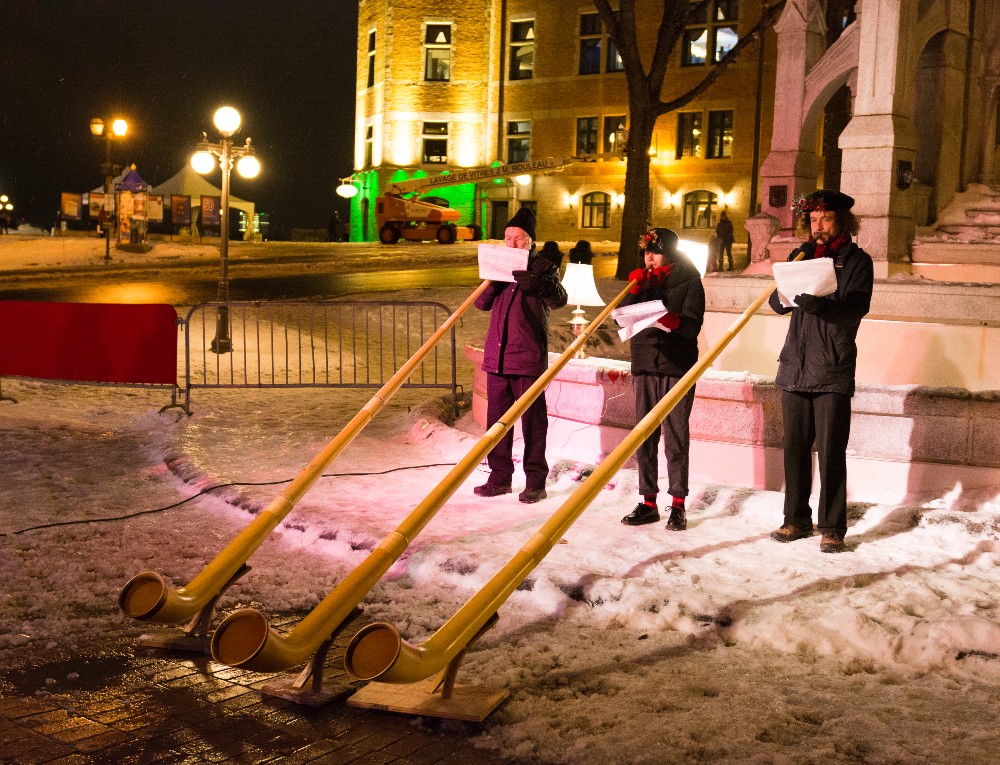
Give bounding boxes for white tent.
[149,164,255,222]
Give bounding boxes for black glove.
[794,293,825,315]
[512,269,540,295]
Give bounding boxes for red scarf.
[813,234,848,259]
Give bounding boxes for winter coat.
[621,254,705,377]
[768,238,874,396]
[476,252,568,377]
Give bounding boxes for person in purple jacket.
[474,207,567,503]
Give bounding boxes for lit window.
[604,115,626,154]
[676,112,702,159]
[581,191,611,228]
[507,120,530,162]
[707,110,733,159]
[683,190,717,228]
[424,24,451,81]
[683,1,739,66]
[367,30,376,88]
[422,122,448,164]
[510,20,534,80]
[365,124,374,167]
[576,117,598,155]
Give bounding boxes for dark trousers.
[720,240,733,269]
[781,390,852,535]
[633,374,695,498]
[485,372,549,490]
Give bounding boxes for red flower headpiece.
[791,195,827,216]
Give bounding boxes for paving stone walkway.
[1,613,507,765]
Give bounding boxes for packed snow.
[2,238,999,763]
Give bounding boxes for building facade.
[350,0,778,246]
[351,0,1000,275]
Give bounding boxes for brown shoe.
[474,481,512,498]
[820,533,846,553]
[769,523,814,542]
[518,488,547,504]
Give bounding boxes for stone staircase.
[911,183,1000,282]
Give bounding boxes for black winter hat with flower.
[638,227,678,255]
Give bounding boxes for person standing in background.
[715,210,735,271]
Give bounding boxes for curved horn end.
[119,571,169,621]
[211,609,271,668]
[344,622,402,681]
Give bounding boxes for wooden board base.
[135,632,210,654]
[261,678,354,708]
[347,679,508,722]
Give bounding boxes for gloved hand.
[794,293,825,314]
[512,269,540,295]
[628,268,649,294]
[657,311,681,331]
[646,264,674,289]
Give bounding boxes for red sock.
[671,496,685,510]
[643,495,657,508]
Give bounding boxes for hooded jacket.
[621,253,705,376]
[768,238,874,396]
[476,252,568,376]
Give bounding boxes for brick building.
[349,0,779,246]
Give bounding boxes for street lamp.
[191,105,261,354]
[89,117,128,261]
[0,195,12,234]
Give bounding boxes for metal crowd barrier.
[179,300,459,413]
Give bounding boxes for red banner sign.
[0,301,178,385]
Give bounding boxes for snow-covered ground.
[2,238,1000,763]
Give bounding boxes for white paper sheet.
[772,257,837,308]
[478,243,529,282]
[611,300,669,341]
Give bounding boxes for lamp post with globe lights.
[0,195,12,234]
[191,106,260,354]
[89,117,128,260]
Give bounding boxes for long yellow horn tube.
[343,277,784,684]
[119,281,492,625]
[209,281,637,671]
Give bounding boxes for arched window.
[683,190,717,229]
[581,191,611,228]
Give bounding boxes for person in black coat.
[474,207,567,503]
[767,189,873,553]
[619,227,705,530]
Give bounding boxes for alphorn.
[343,265,801,685]
[209,281,637,671]
[119,281,491,626]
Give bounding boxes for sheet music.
[611,300,669,341]
[478,243,529,282]
[772,257,837,308]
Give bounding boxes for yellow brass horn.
[209,281,638,671]
[343,274,789,684]
[120,281,491,624]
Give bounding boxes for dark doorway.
[822,84,852,190]
[490,201,509,240]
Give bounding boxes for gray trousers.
[633,373,695,498]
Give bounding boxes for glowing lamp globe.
[237,155,261,179]
[336,182,359,199]
[111,119,128,137]
[191,151,216,174]
[213,106,241,136]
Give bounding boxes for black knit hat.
[568,240,593,265]
[505,207,536,241]
[792,189,855,215]
[639,227,678,255]
[539,240,563,268]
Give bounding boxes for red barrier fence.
[0,301,178,385]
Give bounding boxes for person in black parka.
[619,227,705,531]
[767,189,873,553]
[474,207,567,504]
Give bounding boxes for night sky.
[1,0,359,238]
